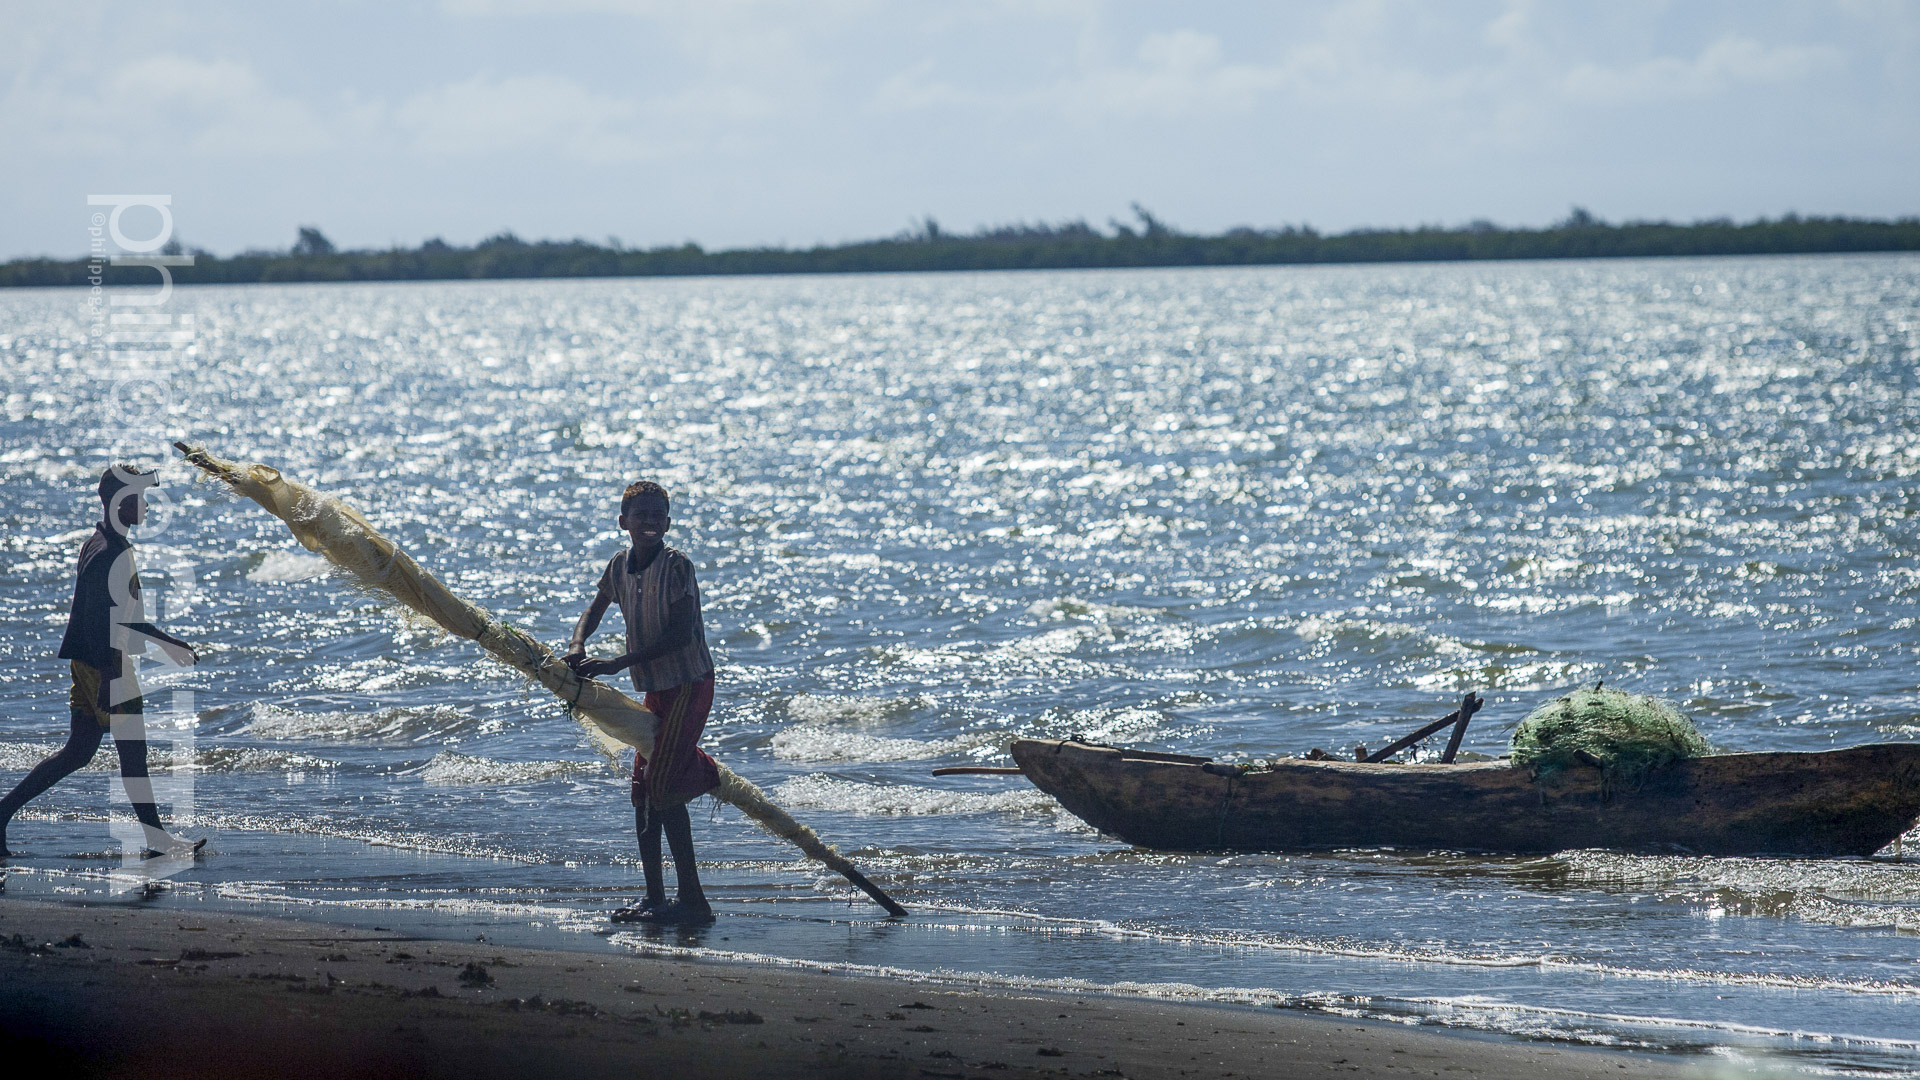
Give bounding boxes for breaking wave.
[605,936,1920,1059]
[770,774,1058,816]
[769,727,993,763]
[783,693,928,726]
[246,550,332,583]
[0,740,336,774]
[412,749,596,785]
[242,702,478,743]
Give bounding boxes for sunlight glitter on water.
[4,255,1920,1073]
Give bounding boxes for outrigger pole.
[174,441,907,917]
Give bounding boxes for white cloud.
[868,59,977,114]
[872,27,1297,123]
[0,53,336,159]
[1562,35,1841,103]
[1483,0,1535,54]
[1053,29,1292,118]
[394,74,649,161]
[106,54,260,105]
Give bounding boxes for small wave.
[1560,849,1920,901]
[769,729,955,763]
[864,640,1127,680]
[770,694,993,762]
[412,749,595,785]
[907,901,1556,969]
[183,747,338,773]
[783,693,927,726]
[211,882,607,933]
[1410,659,1600,694]
[605,937,1920,1058]
[303,658,476,695]
[1290,616,1537,668]
[6,807,552,865]
[1557,849,1920,931]
[243,702,476,743]
[246,550,332,583]
[0,741,117,774]
[994,625,1115,656]
[1027,596,1156,622]
[1294,615,1429,644]
[771,775,1058,816]
[898,901,1920,997]
[769,726,995,764]
[1046,705,1168,744]
[0,741,334,774]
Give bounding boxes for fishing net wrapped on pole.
[174,441,906,916]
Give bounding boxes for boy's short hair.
[98,463,156,507]
[622,480,670,511]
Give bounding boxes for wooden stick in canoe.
[1363,692,1483,763]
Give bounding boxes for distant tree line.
[6,206,1917,289]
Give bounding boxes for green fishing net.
[1510,687,1711,779]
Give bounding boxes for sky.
[2,0,1916,259]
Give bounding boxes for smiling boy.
[563,480,720,924]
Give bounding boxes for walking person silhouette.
[0,465,202,858]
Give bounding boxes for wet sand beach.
[0,898,1717,1080]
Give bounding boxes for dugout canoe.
[1008,738,1920,857]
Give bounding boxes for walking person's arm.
[122,621,196,667]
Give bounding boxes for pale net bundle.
[1511,686,1712,782]
[175,442,905,915]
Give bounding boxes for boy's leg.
[636,802,666,908]
[657,801,708,912]
[0,711,106,855]
[613,803,668,921]
[634,680,717,922]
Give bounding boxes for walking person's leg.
[101,660,181,852]
[109,724,169,846]
[0,711,105,856]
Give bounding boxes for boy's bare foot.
[610,897,665,923]
[641,901,714,925]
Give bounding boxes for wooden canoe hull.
[1008,739,1920,857]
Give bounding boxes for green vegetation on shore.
[8,207,1917,288]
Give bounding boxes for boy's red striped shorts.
[632,677,721,809]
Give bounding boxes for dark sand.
[0,899,1725,1079]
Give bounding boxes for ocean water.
[3,256,1919,1074]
